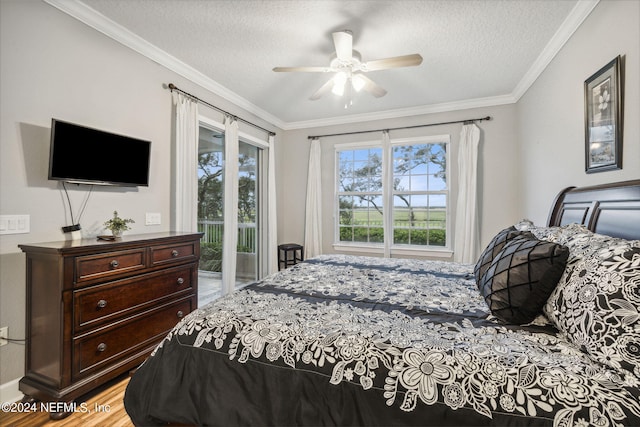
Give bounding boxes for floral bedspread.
[125,255,640,426]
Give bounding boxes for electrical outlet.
[0,327,7,346]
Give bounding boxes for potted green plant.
[104,211,134,238]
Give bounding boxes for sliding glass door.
[197,123,262,305]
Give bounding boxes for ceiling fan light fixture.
[273,30,421,103]
[331,72,348,96]
[331,83,345,97]
[352,74,366,92]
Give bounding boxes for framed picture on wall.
[584,55,623,173]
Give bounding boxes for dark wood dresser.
[18,232,202,418]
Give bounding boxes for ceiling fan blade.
[273,66,333,72]
[309,78,334,100]
[362,54,423,71]
[356,74,387,98]
[332,30,353,61]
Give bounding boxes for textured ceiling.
[71,0,586,128]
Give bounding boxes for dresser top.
[19,231,203,254]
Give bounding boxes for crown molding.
[511,0,599,101]
[45,0,598,131]
[281,94,518,130]
[43,0,287,130]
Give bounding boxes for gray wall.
[278,104,521,257]
[0,1,277,387]
[517,0,640,225]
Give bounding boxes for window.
[335,136,449,253]
[392,142,447,247]
[337,147,384,244]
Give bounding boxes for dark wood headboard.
[547,180,640,240]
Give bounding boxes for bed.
[124,180,640,426]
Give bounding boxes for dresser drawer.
[74,265,195,331]
[75,249,146,283]
[151,241,198,266]
[73,297,193,379]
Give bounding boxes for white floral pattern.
[538,227,640,378]
[154,254,640,426]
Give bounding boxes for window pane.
[394,175,410,191]
[393,194,410,226]
[428,144,447,184]
[429,229,446,246]
[339,211,352,225]
[394,228,409,244]
[369,196,383,226]
[338,176,353,192]
[369,227,384,243]
[428,174,446,191]
[339,151,353,163]
[353,163,369,191]
[353,227,369,242]
[339,226,353,242]
[393,146,411,174]
[411,162,428,174]
[429,194,446,209]
[339,195,353,208]
[410,175,428,191]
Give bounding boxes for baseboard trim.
[1,378,23,403]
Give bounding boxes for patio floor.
[198,271,255,307]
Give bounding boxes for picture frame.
[584,56,623,173]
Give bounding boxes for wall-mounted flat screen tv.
[48,119,151,186]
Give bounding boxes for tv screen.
[48,119,151,186]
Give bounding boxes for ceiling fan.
[273,30,423,105]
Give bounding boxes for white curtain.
[172,92,199,232]
[267,134,278,274]
[454,123,481,263]
[304,138,322,258]
[221,116,239,295]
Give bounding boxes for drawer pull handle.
[97,343,107,352]
[177,277,185,285]
[110,260,120,268]
[171,250,179,257]
[97,299,108,309]
[177,310,184,319]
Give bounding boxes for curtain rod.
[307,116,492,139]
[166,83,276,136]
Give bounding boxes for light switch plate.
[0,215,30,234]
[145,212,161,225]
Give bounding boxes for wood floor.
[0,376,133,427]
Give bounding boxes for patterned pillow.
[529,223,591,243]
[543,230,640,376]
[478,235,569,324]
[474,226,532,287]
